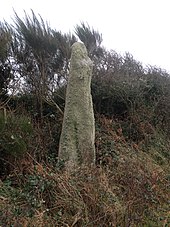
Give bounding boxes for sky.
[1,0,170,72]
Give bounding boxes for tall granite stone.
[58,42,95,169]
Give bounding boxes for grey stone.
[58,42,95,169]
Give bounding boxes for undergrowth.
[0,115,169,226]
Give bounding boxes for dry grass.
[0,116,170,226]
[0,149,169,226]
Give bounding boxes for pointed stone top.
[71,42,88,57]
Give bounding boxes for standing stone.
[58,42,95,169]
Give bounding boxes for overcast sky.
[1,0,170,72]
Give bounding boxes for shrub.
[0,111,33,177]
[0,112,33,156]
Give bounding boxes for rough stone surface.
[58,42,95,169]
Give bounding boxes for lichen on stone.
[58,42,95,169]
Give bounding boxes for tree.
[75,22,103,58]
[0,22,12,101]
[12,10,76,117]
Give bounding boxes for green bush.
[0,112,33,156]
[92,51,170,140]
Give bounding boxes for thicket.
[0,11,169,226]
